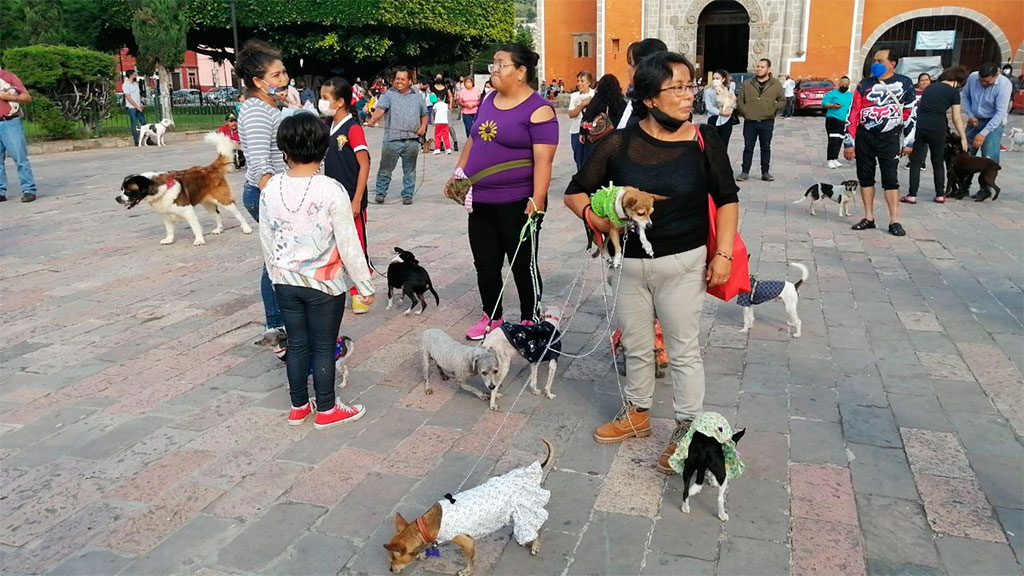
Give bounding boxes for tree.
[24,0,66,45]
[131,0,188,121]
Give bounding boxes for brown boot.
[656,419,693,474]
[594,404,652,444]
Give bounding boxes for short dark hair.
[631,51,696,119]
[713,69,731,85]
[839,75,850,81]
[277,112,329,164]
[758,58,772,68]
[125,69,137,79]
[496,43,540,83]
[577,70,595,84]
[937,65,968,86]
[322,77,353,111]
[393,66,411,80]
[627,38,668,67]
[237,39,283,95]
[918,73,932,82]
[875,46,900,65]
[978,62,1000,78]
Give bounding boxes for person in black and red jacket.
[843,47,916,237]
[318,77,374,314]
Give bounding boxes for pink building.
[115,48,235,92]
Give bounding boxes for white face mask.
[712,78,723,87]
[318,99,334,116]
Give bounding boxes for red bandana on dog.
[164,177,177,189]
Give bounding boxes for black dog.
[795,180,859,216]
[385,247,440,315]
[945,134,1002,201]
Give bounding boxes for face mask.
[649,107,687,132]
[289,80,296,87]
[712,78,722,87]
[871,63,887,78]
[318,99,333,116]
[839,86,849,93]
[263,80,283,96]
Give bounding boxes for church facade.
[539,0,1023,85]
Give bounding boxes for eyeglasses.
[487,63,515,73]
[658,84,699,97]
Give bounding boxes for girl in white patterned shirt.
[259,112,375,429]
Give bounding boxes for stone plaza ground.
[0,113,1022,576]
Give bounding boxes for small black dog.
[386,247,440,315]
[795,180,859,216]
[944,134,1002,201]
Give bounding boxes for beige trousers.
[617,246,706,421]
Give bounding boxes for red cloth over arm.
[845,87,864,144]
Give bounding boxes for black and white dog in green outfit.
[668,412,745,522]
[588,183,668,268]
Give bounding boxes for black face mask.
[648,107,687,132]
[838,86,849,93]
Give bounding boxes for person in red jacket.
[843,47,915,237]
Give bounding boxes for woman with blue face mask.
[237,39,291,345]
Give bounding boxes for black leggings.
[825,117,846,161]
[468,199,543,322]
[275,284,345,410]
[908,129,946,198]
[707,117,734,148]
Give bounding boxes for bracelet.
[715,250,733,261]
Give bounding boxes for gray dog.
[421,328,502,409]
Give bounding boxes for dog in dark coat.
[385,247,440,315]
[944,134,1002,201]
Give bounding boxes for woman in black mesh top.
[564,51,740,473]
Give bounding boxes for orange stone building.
[540,0,1024,85]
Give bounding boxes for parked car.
[171,88,202,105]
[794,79,835,114]
[206,87,240,105]
[1013,88,1024,113]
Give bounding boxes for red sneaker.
[288,400,316,425]
[313,400,366,430]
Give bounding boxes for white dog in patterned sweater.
[739,262,808,338]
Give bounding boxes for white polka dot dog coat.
[436,461,550,545]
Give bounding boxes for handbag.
[581,112,614,144]
[444,158,534,206]
[696,126,751,302]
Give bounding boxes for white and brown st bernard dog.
[117,132,252,245]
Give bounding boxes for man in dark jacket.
[736,58,786,182]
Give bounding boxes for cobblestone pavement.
[1,113,1022,576]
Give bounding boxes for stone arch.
[1014,41,1024,69]
[669,0,772,72]
[854,6,1013,75]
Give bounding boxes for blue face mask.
[871,63,888,78]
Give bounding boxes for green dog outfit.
[667,412,745,480]
[589,182,626,228]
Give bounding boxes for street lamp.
[230,0,240,88]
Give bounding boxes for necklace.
[279,175,315,213]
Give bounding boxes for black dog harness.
[736,277,785,307]
[499,321,562,363]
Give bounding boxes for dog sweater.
[499,321,562,363]
[436,461,550,545]
[667,412,745,479]
[736,278,784,307]
[589,183,626,227]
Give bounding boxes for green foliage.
[24,0,65,45]
[131,0,189,73]
[1,0,111,52]
[0,0,30,53]
[2,45,116,133]
[24,94,81,139]
[514,25,535,51]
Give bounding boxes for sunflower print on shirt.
[478,120,498,142]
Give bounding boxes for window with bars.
[866,16,1001,76]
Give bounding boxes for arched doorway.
[864,16,1001,79]
[696,1,750,80]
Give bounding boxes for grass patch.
[24,107,234,143]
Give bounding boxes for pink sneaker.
[288,400,316,425]
[466,314,503,340]
[520,320,536,327]
[313,400,365,430]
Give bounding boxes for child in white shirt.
[432,98,452,154]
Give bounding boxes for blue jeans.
[127,108,146,144]
[375,139,419,199]
[275,284,345,410]
[0,117,37,197]
[242,183,284,329]
[966,118,1003,163]
[462,113,476,140]
[570,132,585,171]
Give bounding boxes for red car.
[794,79,836,114]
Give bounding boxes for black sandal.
[888,223,906,237]
[851,218,876,231]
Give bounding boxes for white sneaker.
[432,150,441,155]
[827,160,839,169]
[446,150,453,155]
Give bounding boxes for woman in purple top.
[447,43,559,340]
